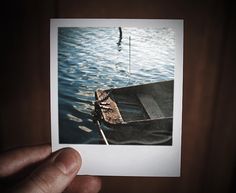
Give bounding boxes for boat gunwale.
[101,79,174,93]
[100,116,173,127]
[94,80,174,126]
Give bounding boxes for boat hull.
[94,80,174,145]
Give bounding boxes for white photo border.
[50,19,183,176]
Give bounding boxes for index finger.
[0,144,51,178]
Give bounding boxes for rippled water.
[58,27,175,144]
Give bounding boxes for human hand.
[0,145,101,193]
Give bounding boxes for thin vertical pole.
[129,36,131,74]
[97,121,109,145]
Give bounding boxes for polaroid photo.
[50,19,183,176]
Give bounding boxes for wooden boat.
[94,80,174,145]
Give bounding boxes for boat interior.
[109,80,174,123]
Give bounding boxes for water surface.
[58,27,175,144]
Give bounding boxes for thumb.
[15,148,81,193]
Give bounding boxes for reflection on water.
[117,27,123,51]
[58,27,175,144]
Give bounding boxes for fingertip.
[85,176,102,193]
[53,148,82,175]
[15,148,83,193]
[65,176,102,193]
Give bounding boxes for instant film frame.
[51,19,183,176]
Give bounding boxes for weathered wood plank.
[96,90,123,124]
[137,93,164,119]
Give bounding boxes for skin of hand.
[0,145,101,193]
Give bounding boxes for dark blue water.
[58,27,175,144]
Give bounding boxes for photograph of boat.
[94,80,173,145]
[57,26,175,145]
